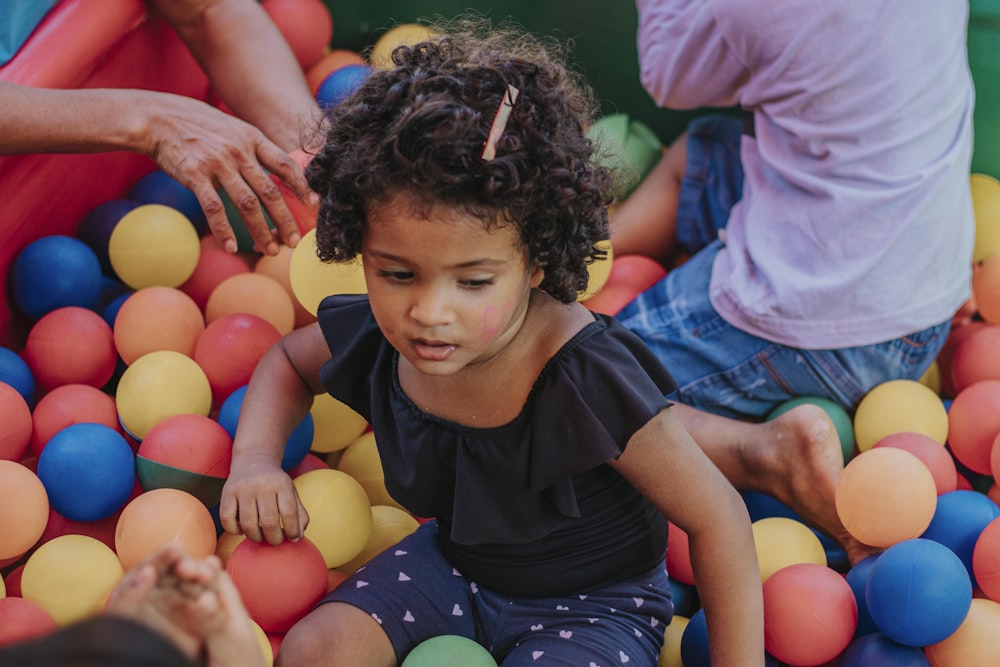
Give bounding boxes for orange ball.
[178,236,252,310]
[137,413,232,477]
[0,381,32,461]
[948,379,1000,475]
[193,313,282,407]
[114,488,217,570]
[306,49,366,93]
[30,383,121,457]
[226,537,329,633]
[973,517,1000,602]
[261,0,333,70]
[924,598,1000,666]
[0,460,49,560]
[113,286,205,364]
[949,324,1000,394]
[872,431,958,496]
[22,306,116,391]
[973,253,1000,325]
[0,597,57,648]
[254,244,316,328]
[205,272,296,335]
[834,447,937,548]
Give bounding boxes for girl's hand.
[219,452,309,545]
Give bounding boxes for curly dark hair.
[305,17,614,303]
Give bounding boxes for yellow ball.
[215,531,247,568]
[370,23,438,69]
[293,468,373,568]
[249,619,274,666]
[971,173,1000,264]
[658,614,689,667]
[115,350,212,439]
[337,505,420,574]
[751,516,827,582]
[289,229,367,316]
[919,360,941,396]
[578,240,614,301]
[337,431,405,510]
[925,598,1000,667]
[310,392,369,454]
[21,534,124,626]
[853,379,949,451]
[109,204,201,289]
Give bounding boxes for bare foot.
[747,404,879,565]
[191,566,269,667]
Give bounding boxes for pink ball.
[763,563,857,666]
[30,384,121,457]
[948,379,1000,475]
[973,516,1000,602]
[194,313,282,407]
[0,381,32,461]
[0,597,57,648]
[872,431,958,495]
[22,307,116,391]
[226,537,329,633]
[137,413,232,477]
[949,325,1000,394]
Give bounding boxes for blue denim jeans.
[617,115,950,420]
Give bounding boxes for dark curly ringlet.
[305,16,614,303]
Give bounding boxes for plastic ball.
[254,244,317,327]
[0,597,58,648]
[752,516,827,581]
[948,324,1000,392]
[115,350,212,439]
[0,460,49,560]
[872,431,958,495]
[587,113,664,199]
[865,538,972,646]
[289,228,367,314]
[178,236,253,310]
[108,204,201,289]
[937,322,988,398]
[972,256,1000,325]
[948,379,1000,475]
[217,384,313,470]
[306,49,367,93]
[205,272,295,335]
[137,413,232,478]
[679,607,710,667]
[921,489,1000,586]
[657,614,689,667]
[853,379,949,451]
[290,452,330,478]
[838,632,931,667]
[20,534,124,626]
[22,306,116,391]
[0,346,36,406]
[919,360,941,395]
[226,536,329,633]
[30,383,120,457]
[315,63,372,109]
[309,391,368,454]
[762,562,857,666]
[972,516,1000,602]
[336,431,402,509]
[11,235,103,320]
[337,504,420,574]
[214,531,246,567]
[970,172,1000,264]
[401,635,497,667]
[924,597,1000,666]
[768,395,856,463]
[194,312,281,407]
[128,169,207,234]
[37,423,135,522]
[835,447,938,548]
[845,554,881,638]
[113,286,205,364]
[581,282,644,316]
[0,382,32,461]
[261,0,333,70]
[38,506,120,553]
[293,468,373,568]
[577,241,615,301]
[370,23,438,69]
[665,520,694,586]
[77,199,141,274]
[115,488,217,570]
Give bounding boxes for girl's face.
[361,193,543,376]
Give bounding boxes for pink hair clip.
[481,84,520,161]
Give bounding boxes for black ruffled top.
[317,294,677,596]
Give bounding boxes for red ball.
[763,563,858,666]
[290,452,331,478]
[873,431,958,496]
[262,0,333,70]
[0,597,57,648]
[22,307,116,391]
[973,516,1000,602]
[948,379,1000,476]
[138,413,232,477]
[38,505,123,552]
[607,254,668,292]
[30,384,121,457]
[937,321,988,398]
[665,520,694,585]
[226,537,329,633]
[949,325,1000,394]
[0,381,32,461]
[194,313,282,407]
[178,236,252,310]
[113,286,205,364]
[582,284,641,316]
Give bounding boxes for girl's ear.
[529,263,545,289]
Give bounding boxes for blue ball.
[865,538,972,647]
[128,170,207,235]
[11,235,103,320]
[0,346,36,406]
[846,554,882,638]
[37,422,136,522]
[838,632,930,666]
[921,489,1000,586]
[680,608,710,667]
[77,199,140,274]
[217,385,314,471]
[315,64,372,109]
[669,577,700,619]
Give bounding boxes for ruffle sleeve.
[316,294,384,420]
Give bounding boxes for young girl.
[219,19,764,667]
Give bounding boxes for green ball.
[219,188,275,253]
[766,396,856,464]
[401,635,497,667]
[587,113,663,199]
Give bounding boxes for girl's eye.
[460,278,494,289]
[378,270,413,282]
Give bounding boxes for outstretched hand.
[219,452,310,545]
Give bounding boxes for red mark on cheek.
[482,303,513,337]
